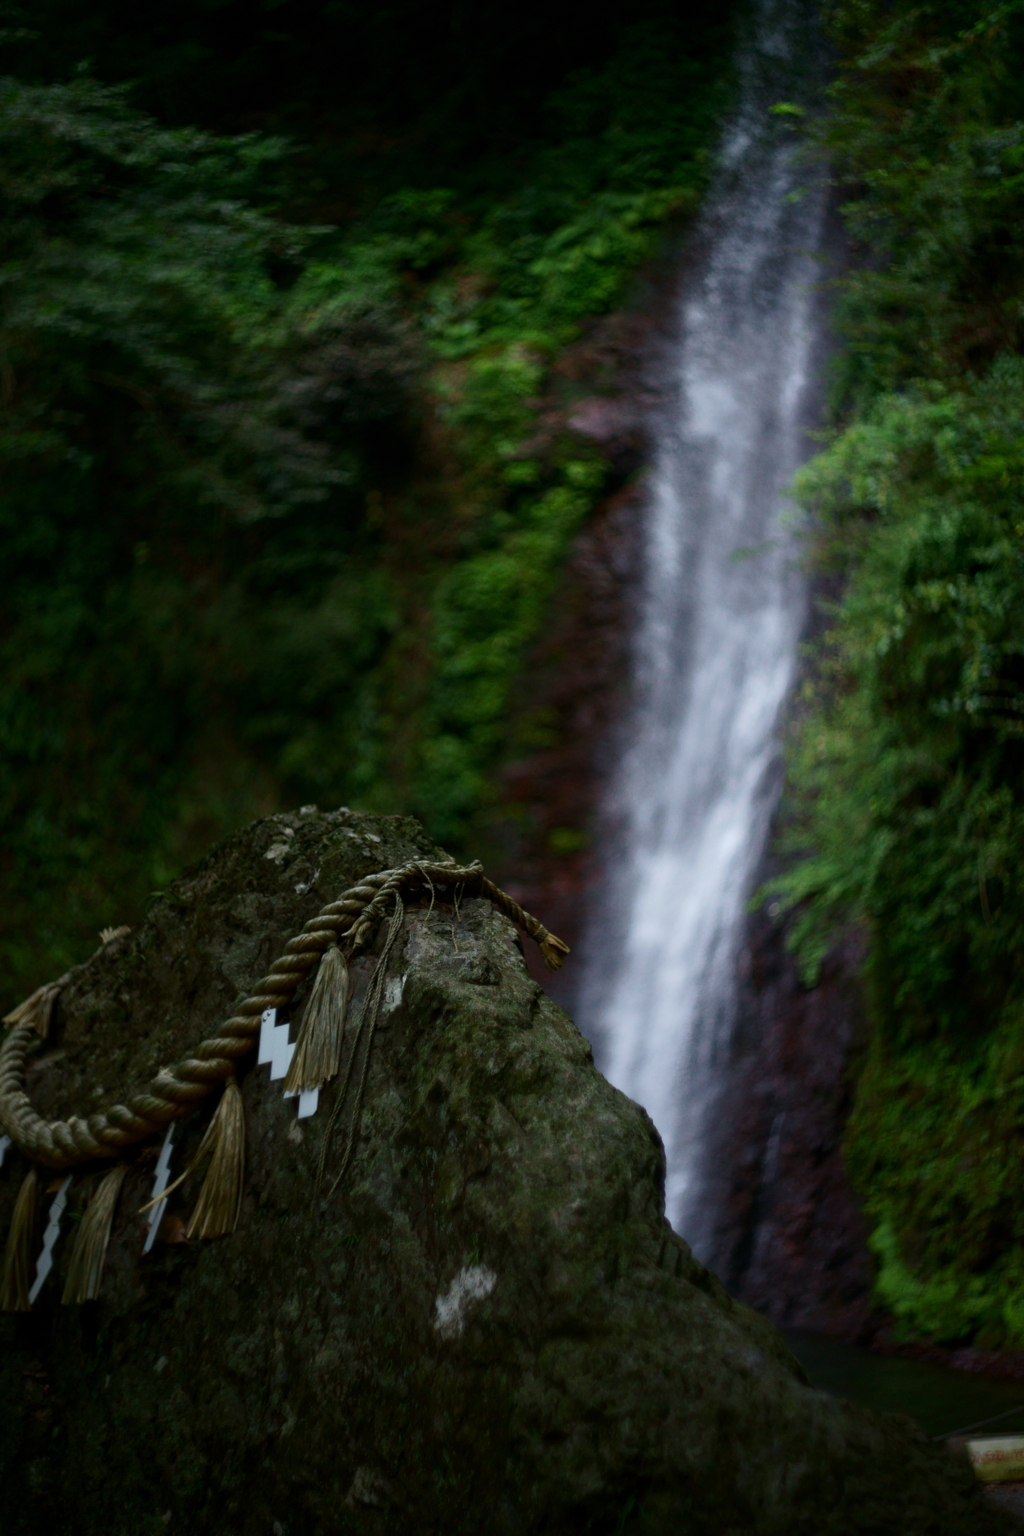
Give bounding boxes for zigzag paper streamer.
[143,1125,175,1255]
[258,1008,318,1118]
[28,1176,71,1303]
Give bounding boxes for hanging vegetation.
[769,0,1024,1344]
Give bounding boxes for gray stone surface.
[987,1484,1024,1521]
[0,809,1012,1534]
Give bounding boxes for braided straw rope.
[0,859,569,1170]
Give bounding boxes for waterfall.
[579,0,828,1257]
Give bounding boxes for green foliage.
[771,0,1024,1341]
[421,460,606,836]
[849,1024,1024,1344]
[0,14,733,994]
[778,364,1024,1017]
[820,0,1024,404]
[776,365,1024,1341]
[0,0,720,212]
[247,17,730,846]
[0,73,409,984]
[0,75,333,512]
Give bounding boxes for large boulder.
[0,809,1011,1534]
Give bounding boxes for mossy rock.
[0,809,1011,1534]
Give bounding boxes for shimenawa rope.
[0,859,568,1171]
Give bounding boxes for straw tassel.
[538,933,570,971]
[98,925,131,946]
[0,1169,39,1311]
[186,1076,245,1239]
[3,982,63,1039]
[62,1164,127,1304]
[283,944,349,1094]
[136,1077,244,1237]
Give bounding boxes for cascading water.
[579,0,828,1257]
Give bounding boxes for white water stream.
[580,0,827,1256]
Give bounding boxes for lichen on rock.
[0,809,1013,1534]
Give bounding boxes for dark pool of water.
[785,1332,1024,1440]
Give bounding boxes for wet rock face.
[0,810,1011,1535]
[701,911,878,1341]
